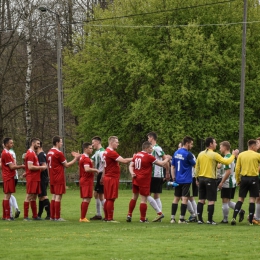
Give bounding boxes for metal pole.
[239,0,247,152]
[56,14,65,155]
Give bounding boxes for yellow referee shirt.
[195,149,235,179]
[235,150,260,183]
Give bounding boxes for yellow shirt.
[195,149,235,179]
[235,150,260,183]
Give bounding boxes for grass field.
[0,185,259,260]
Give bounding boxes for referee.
[231,139,260,225]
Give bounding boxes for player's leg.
[206,179,217,224]
[171,185,181,223]
[150,178,164,221]
[178,184,190,223]
[55,194,63,220]
[139,195,148,222]
[91,172,103,220]
[221,188,231,223]
[23,193,30,220]
[3,192,11,220]
[248,177,259,224]
[10,194,20,218]
[153,178,163,211]
[254,181,260,222]
[30,193,40,220]
[126,184,139,222]
[50,193,56,220]
[197,178,206,223]
[80,197,91,222]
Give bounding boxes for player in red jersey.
[1,138,25,220]
[126,141,171,222]
[101,136,132,223]
[23,138,47,221]
[79,142,99,222]
[47,136,80,221]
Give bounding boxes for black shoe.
[197,220,205,224]
[32,216,42,221]
[126,215,132,222]
[239,209,245,222]
[140,218,149,223]
[207,220,217,225]
[45,216,50,220]
[231,218,236,225]
[15,209,20,218]
[220,220,228,224]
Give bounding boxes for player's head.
[30,138,41,151]
[219,141,230,154]
[92,136,102,149]
[3,137,13,149]
[142,141,153,153]
[256,137,260,151]
[108,136,119,149]
[52,136,62,148]
[247,139,257,151]
[182,136,194,150]
[82,142,93,155]
[147,132,157,143]
[205,137,217,150]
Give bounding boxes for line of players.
[1,133,260,224]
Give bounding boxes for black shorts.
[221,187,236,199]
[198,177,217,201]
[174,183,191,197]
[190,177,198,197]
[239,176,259,198]
[94,172,104,194]
[150,177,164,194]
[258,178,260,193]
[38,180,48,197]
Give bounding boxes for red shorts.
[104,176,119,199]
[3,179,15,194]
[80,180,93,198]
[132,184,150,197]
[50,184,66,195]
[27,180,41,194]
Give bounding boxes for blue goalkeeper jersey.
[171,148,196,184]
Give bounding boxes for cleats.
[152,214,164,222]
[106,219,119,223]
[207,220,217,225]
[32,216,42,221]
[170,218,176,224]
[188,215,197,222]
[140,218,149,223]
[126,215,132,222]
[231,218,236,225]
[49,218,55,221]
[239,209,245,222]
[90,215,102,220]
[220,220,228,224]
[79,218,90,223]
[45,216,50,220]
[56,218,66,221]
[197,220,205,224]
[15,209,20,218]
[178,219,189,224]
[252,219,260,225]
[23,217,31,221]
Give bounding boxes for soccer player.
[126,141,171,222]
[195,137,239,225]
[218,141,244,223]
[47,136,80,221]
[231,139,260,225]
[79,142,99,222]
[23,138,47,221]
[37,142,50,220]
[170,136,196,224]
[90,136,105,220]
[101,136,132,222]
[147,132,170,222]
[1,137,25,220]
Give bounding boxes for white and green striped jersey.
[91,147,105,172]
[151,144,165,178]
[222,153,236,188]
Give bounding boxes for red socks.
[50,200,55,219]
[140,203,147,221]
[55,201,61,219]
[3,200,10,219]
[104,200,108,220]
[30,201,37,218]
[81,202,89,219]
[128,199,137,217]
[24,201,29,218]
[106,199,115,221]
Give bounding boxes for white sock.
[155,198,162,212]
[191,200,197,215]
[255,203,260,220]
[147,196,161,213]
[228,201,236,210]
[187,200,194,215]
[222,203,229,221]
[10,195,19,209]
[96,199,101,216]
[9,200,13,217]
[101,199,105,207]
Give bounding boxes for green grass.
[0,185,259,260]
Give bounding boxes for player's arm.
[217,163,222,169]
[218,168,231,189]
[84,165,99,173]
[27,161,46,171]
[100,168,105,185]
[161,154,170,180]
[215,152,237,165]
[8,162,25,170]
[171,165,176,181]
[235,156,241,185]
[129,162,136,178]
[116,157,132,164]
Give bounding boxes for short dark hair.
[30,138,40,145]
[248,139,257,147]
[92,136,101,142]
[52,136,61,145]
[82,142,92,150]
[39,141,43,148]
[142,141,152,150]
[205,137,215,147]
[3,137,12,146]
[183,136,194,145]
[147,131,157,141]
[220,141,230,150]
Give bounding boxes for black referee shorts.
[198,177,217,201]
[239,176,259,198]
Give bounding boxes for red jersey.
[25,149,41,182]
[132,151,157,187]
[79,154,94,182]
[103,147,120,179]
[47,148,66,185]
[1,149,15,182]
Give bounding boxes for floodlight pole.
[239,0,247,152]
